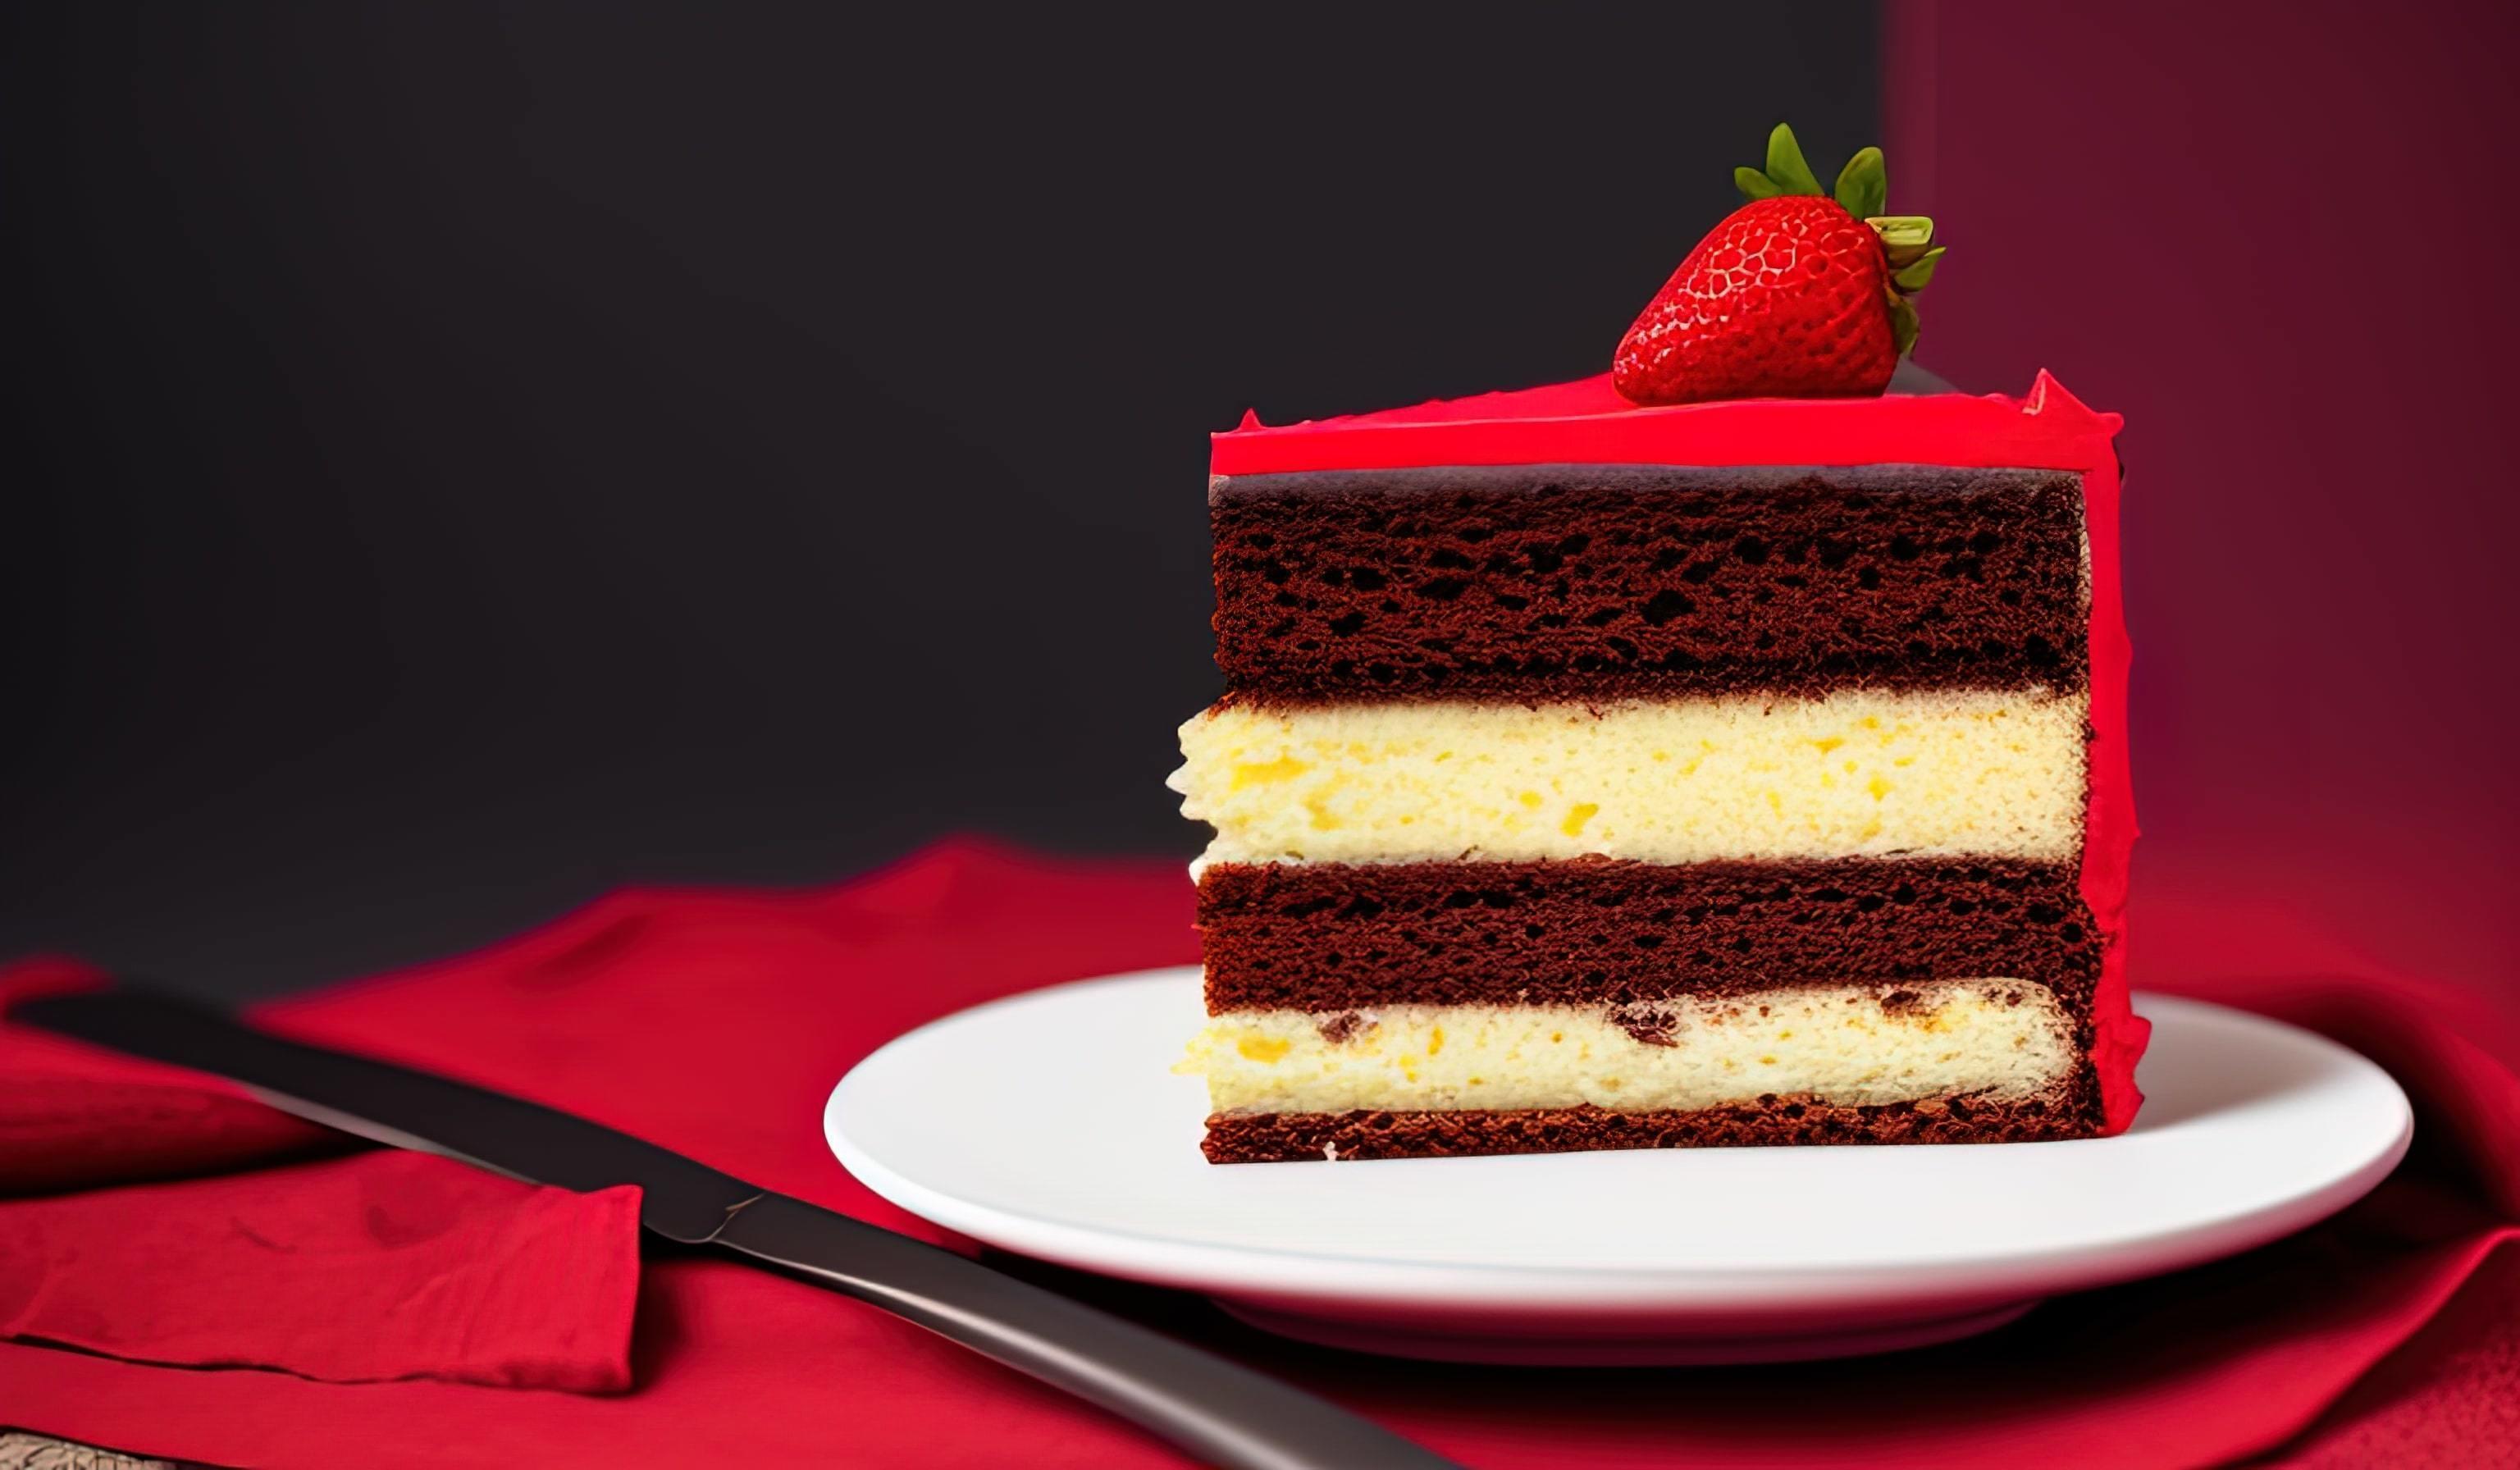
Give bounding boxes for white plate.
[827,969,2411,1364]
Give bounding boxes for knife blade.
[16,988,1458,1470]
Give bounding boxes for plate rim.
[827,969,2413,1308]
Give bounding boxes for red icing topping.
[1212,372,2148,1133]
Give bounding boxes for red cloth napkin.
[0,961,646,1392]
[0,1152,641,1390]
[2,838,2513,1468]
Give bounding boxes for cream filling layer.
[1182,980,2075,1116]
[1171,688,2088,872]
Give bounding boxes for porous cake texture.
[1186,981,2078,1116]
[1173,376,2144,1162]
[1194,856,2101,1013]
[1174,688,2089,870]
[1210,465,2086,700]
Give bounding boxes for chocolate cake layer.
[1203,1084,2102,1162]
[1210,464,2086,700]
[1198,857,2099,1012]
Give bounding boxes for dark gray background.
[2,3,1879,1000]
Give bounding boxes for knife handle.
[711,1194,1457,1470]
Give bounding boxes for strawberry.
[1613,125,1943,406]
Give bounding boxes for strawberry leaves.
[1735,167,1786,200]
[1892,244,1946,292]
[1736,124,1829,200]
[1833,147,1886,221]
[1736,127,1892,221]
[1863,217,1941,360]
[1762,124,1826,196]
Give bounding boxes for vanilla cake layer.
[1182,979,2074,1116]
[1172,688,2087,871]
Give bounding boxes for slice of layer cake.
[1171,372,2146,1161]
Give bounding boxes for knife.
[15,988,1457,1470]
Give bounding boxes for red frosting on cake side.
[2052,375,2147,1135]
[1210,372,2148,1134]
